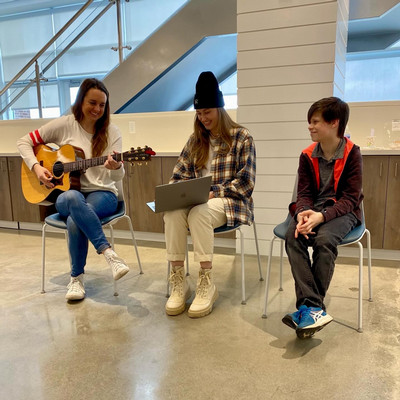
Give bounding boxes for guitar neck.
[64,153,122,173]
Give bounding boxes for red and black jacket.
[293,138,363,224]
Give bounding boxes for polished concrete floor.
[0,227,399,400]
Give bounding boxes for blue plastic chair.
[167,221,263,305]
[262,202,372,333]
[41,180,143,296]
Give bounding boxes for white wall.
[3,103,400,156]
[0,110,237,155]
[347,101,400,149]
[236,0,349,255]
[0,110,209,155]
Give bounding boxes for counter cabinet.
[0,157,13,221]
[0,156,47,223]
[118,156,177,233]
[362,155,400,250]
[1,155,235,239]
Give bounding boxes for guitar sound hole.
[52,161,64,179]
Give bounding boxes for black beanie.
[193,71,225,109]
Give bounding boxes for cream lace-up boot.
[165,266,191,316]
[188,268,218,318]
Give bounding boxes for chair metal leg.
[239,228,246,305]
[366,229,372,301]
[262,235,277,318]
[41,223,47,294]
[124,216,143,274]
[252,222,263,281]
[65,232,72,269]
[42,224,71,294]
[113,281,119,296]
[357,241,363,333]
[110,226,115,249]
[279,239,284,291]
[108,226,119,296]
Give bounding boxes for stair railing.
[0,0,129,118]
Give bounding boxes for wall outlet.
[128,121,136,134]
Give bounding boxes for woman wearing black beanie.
[164,71,256,318]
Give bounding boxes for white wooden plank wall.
[236,0,349,256]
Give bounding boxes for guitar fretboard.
[63,153,122,173]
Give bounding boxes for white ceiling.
[0,0,146,16]
[0,0,99,16]
[0,0,399,25]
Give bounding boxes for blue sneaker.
[296,307,333,339]
[282,305,308,330]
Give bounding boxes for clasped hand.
[295,210,324,239]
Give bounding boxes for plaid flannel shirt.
[170,127,256,227]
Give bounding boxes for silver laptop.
[147,175,212,213]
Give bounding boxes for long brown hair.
[71,78,110,157]
[189,108,243,169]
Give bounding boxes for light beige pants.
[164,198,227,263]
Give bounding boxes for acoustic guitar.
[21,143,156,204]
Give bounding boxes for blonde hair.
[189,108,243,169]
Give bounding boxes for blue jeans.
[285,213,358,311]
[55,190,118,277]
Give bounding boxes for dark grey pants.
[285,213,358,311]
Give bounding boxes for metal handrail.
[0,0,116,118]
[113,0,132,64]
[0,0,131,118]
[0,2,115,117]
[41,2,115,77]
[0,0,96,97]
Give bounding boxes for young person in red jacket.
[283,97,363,339]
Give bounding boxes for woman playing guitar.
[17,78,130,301]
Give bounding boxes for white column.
[236,0,349,255]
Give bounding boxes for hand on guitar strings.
[104,151,123,170]
[33,163,54,189]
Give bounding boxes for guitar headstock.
[122,146,156,164]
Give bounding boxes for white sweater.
[17,114,125,196]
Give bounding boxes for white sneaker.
[188,268,218,318]
[65,274,85,301]
[166,266,191,316]
[104,248,129,280]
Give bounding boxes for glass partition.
[0,0,188,120]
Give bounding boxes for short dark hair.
[307,97,349,138]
